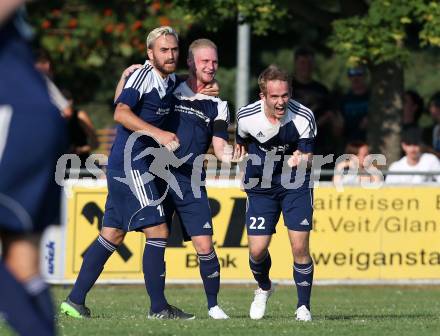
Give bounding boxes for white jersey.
[236,99,316,191]
[385,153,440,184]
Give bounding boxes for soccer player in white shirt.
[235,65,317,321]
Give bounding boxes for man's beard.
[152,58,176,75]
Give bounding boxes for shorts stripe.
[134,170,150,206]
[0,105,13,163]
[130,170,145,207]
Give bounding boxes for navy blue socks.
[198,250,220,309]
[25,276,54,332]
[0,261,53,336]
[293,261,314,309]
[249,251,272,290]
[69,235,117,305]
[143,238,168,313]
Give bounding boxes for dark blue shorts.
[102,169,167,232]
[0,32,66,233]
[164,181,213,240]
[245,186,314,235]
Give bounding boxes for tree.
[28,0,440,161]
[328,0,440,162]
[28,0,193,103]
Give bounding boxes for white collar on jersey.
[143,60,175,88]
[260,100,293,128]
[173,81,219,102]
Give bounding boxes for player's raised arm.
[212,136,233,162]
[200,80,220,97]
[114,64,143,102]
[114,103,179,151]
[210,99,232,162]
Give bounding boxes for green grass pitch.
[1,285,440,335]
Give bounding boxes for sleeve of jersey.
[213,100,230,140]
[115,67,152,111]
[295,107,317,153]
[235,118,248,145]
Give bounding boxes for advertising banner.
[58,183,440,282]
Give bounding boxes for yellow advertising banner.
[64,185,440,281]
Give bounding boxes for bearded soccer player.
[235,65,316,321]
[61,26,195,320]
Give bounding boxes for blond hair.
[146,26,179,49]
[188,38,217,60]
[258,64,291,95]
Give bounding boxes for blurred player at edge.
[235,65,316,321]
[0,1,66,335]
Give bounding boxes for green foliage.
[32,1,192,68]
[404,49,440,127]
[173,0,287,35]
[27,0,288,127]
[215,67,238,114]
[260,48,349,94]
[328,0,440,67]
[28,0,194,108]
[30,0,287,72]
[260,49,294,73]
[418,1,440,47]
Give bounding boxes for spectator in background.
[62,90,98,169]
[340,67,370,144]
[333,141,381,186]
[423,92,440,156]
[292,47,328,113]
[402,90,424,130]
[292,47,343,165]
[34,49,72,117]
[386,127,440,184]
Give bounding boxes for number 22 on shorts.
[249,216,265,229]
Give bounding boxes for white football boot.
[208,305,229,319]
[295,305,312,321]
[249,287,274,320]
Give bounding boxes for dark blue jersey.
[165,82,229,178]
[108,61,179,171]
[0,11,67,232]
[236,99,316,192]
